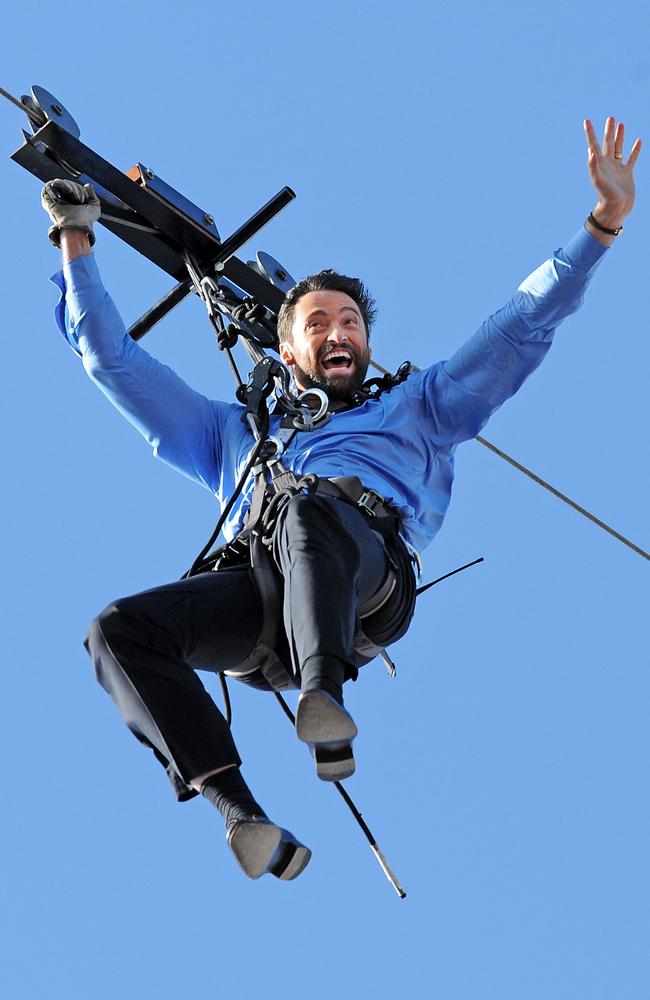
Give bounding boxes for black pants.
[84,495,390,794]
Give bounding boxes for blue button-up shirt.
[52,228,606,552]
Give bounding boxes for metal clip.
[357,488,383,517]
[267,434,285,457]
[198,275,221,318]
[292,388,329,430]
[294,406,314,432]
[380,650,397,678]
[268,461,299,493]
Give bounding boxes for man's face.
[279,290,371,403]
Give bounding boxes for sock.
[200,767,268,829]
[300,654,346,705]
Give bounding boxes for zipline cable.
[474,435,649,561]
[370,361,649,563]
[0,86,29,114]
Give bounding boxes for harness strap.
[359,568,397,619]
[223,472,416,690]
[313,475,395,521]
[238,469,268,542]
[223,534,299,690]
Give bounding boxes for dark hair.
[277,269,377,344]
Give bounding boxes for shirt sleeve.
[404,227,608,447]
[51,252,230,491]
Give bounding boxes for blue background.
[1,2,648,997]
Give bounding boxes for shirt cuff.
[61,251,103,292]
[49,257,102,355]
[559,226,609,272]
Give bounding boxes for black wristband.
[587,213,622,236]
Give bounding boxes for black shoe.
[226,816,311,881]
[295,690,358,781]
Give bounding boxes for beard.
[293,343,371,403]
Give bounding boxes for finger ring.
[614,152,623,160]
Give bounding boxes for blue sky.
[1,2,648,998]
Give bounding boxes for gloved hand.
[41,179,101,248]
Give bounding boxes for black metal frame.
[10,89,292,345]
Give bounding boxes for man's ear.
[279,341,295,365]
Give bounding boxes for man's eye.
[308,319,324,329]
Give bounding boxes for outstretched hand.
[584,117,641,238]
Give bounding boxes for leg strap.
[223,534,299,691]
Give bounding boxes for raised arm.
[409,117,642,447]
[42,180,230,493]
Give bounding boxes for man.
[42,117,640,882]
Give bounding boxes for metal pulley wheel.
[256,251,296,292]
[21,85,81,139]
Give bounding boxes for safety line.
[416,556,484,596]
[475,435,649,561]
[273,691,406,899]
[370,360,648,563]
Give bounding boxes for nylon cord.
[416,556,484,596]
[185,433,267,576]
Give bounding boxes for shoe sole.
[228,821,311,881]
[296,691,358,781]
[313,745,356,781]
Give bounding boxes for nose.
[326,325,348,343]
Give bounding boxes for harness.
[184,341,418,692]
[221,474,418,691]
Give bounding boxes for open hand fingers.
[627,137,642,168]
[584,117,642,168]
[614,121,624,159]
[602,115,616,156]
[583,118,600,160]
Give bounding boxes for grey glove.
[41,179,101,248]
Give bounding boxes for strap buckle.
[357,488,384,517]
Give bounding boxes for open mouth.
[320,349,355,373]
